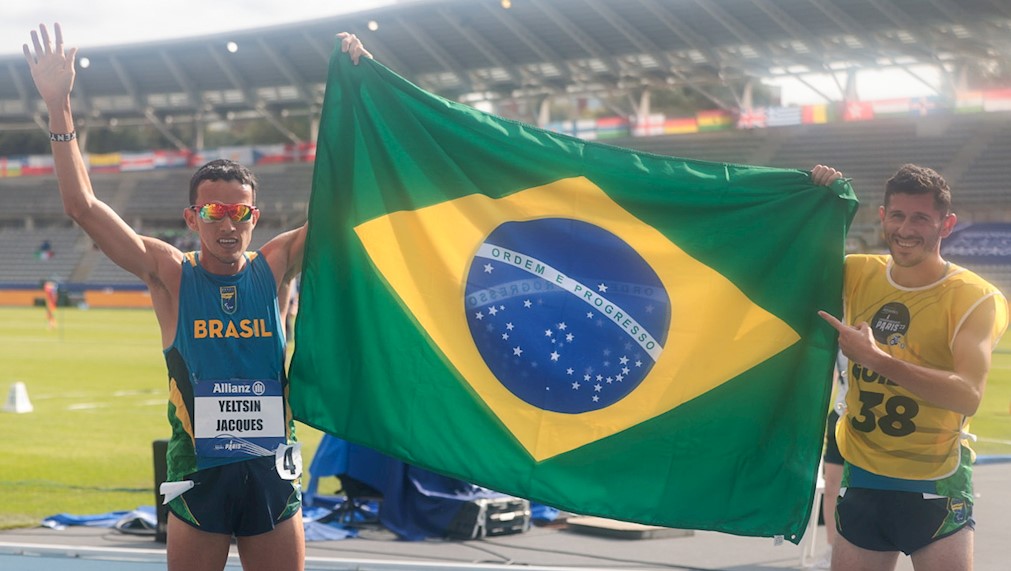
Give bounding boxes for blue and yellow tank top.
[837,254,1008,484]
[164,251,295,481]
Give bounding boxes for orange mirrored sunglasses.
[190,203,257,222]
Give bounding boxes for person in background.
[23,22,371,571]
[812,163,1008,571]
[42,279,58,329]
[37,238,54,260]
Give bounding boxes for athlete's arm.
[24,23,182,283]
[819,299,999,416]
[262,224,308,292]
[259,31,372,292]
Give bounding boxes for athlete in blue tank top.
[166,251,292,477]
[24,21,372,571]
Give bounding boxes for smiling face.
[184,179,259,275]
[879,192,955,270]
[876,164,959,285]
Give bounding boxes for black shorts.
[836,487,973,555]
[823,410,843,466]
[167,455,301,536]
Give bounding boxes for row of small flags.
[544,97,939,138]
[0,142,316,178]
[524,91,1011,140]
[5,90,1011,178]
[546,109,739,139]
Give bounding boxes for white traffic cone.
[3,381,34,413]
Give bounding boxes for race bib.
[274,442,303,480]
[193,379,286,463]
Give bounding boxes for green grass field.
[1,306,1009,530]
[0,307,326,530]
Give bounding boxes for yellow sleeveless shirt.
[836,254,1008,480]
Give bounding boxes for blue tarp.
[42,506,157,533]
[41,505,354,542]
[306,435,556,541]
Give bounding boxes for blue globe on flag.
[464,218,671,414]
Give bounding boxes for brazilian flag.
[289,50,857,541]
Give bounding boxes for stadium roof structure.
[3,0,1010,147]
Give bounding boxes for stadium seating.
[247,164,314,225]
[0,177,64,221]
[957,128,1011,206]
[615,129,769,165]
[766,118,969,195]
[0,226,80,285]
[1,114,1009,295]
[117,170,194,223]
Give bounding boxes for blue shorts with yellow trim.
[836,487,973,555]
[167,455,301,536]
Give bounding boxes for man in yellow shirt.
[813,163,1008,571]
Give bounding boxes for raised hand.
[810,164,843,186]
[338,32,373,65]
[23,23,78,106]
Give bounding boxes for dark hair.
[884,164,951,215]
[188,159,257,205]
